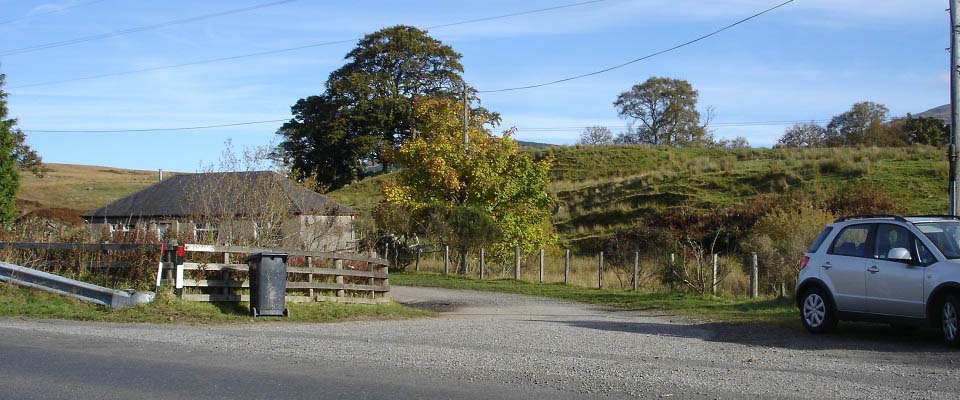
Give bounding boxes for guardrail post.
[564,249,570,285]
[633,252,639,291]
[749,253,759,299]
[539,249,544,283]
[514,245,521,280]
[598,251,604,290]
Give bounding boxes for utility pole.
[463,83,469,152]
[950,0,960,215]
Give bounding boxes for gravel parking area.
[0,286,958,399]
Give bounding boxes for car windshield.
[914,222,960,259]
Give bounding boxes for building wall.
[286,215,356,252]
[83,215,355,251]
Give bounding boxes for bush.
[825,182,904,216]
[742,206,835,295]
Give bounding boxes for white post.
[711,253,718,296]
[539,249,544,283]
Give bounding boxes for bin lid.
[245,252,289,263]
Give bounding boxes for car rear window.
[829,225,871,258]
[807,227,833,253]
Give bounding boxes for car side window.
[874,224,911,260]
[914,236,936,265]
[829,224,871,258]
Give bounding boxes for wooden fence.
[0,241,391,305]
[173,244,391,305]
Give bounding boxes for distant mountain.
[516,140,556,149]
[917,104,950,123]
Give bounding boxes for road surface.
[0,286,958,399]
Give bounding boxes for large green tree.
[613,77,710,146]
[824,101,898,146]
[379,97,555,270]
[278,25,492,191]
[0,74,20,224]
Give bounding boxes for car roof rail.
[834,214,908,223]
[907,214,960,221]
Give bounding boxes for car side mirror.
[887,248,912,263]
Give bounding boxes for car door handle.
[821,265,832,270]
[867,266,880,273]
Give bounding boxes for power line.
[10,0,610,90]
[514,120,833,131]
[0,0,303,57]
[22,119,289,133]
[0,0,110,26]
[21,118,835,134]
[477,0,795,93]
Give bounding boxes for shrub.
[825,183,904,216]
[742,206,835,295]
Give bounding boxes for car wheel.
[800,287,836,333]
[940,295,960,347]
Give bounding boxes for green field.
[0,282,432,324]
[330,145,949,247]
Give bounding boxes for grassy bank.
[393,272,797,327]
[0,283,432,324]
[328,146,948,248]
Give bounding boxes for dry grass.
[17,163,176,216]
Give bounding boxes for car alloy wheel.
[804,293,826,328]
[943,301,958,343]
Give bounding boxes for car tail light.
[800,256,810,270]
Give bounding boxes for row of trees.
[777,101,948,148]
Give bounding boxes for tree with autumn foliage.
[377,97,555,273]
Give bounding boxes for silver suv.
[796,215,960,346]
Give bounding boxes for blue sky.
[0,0,948,172]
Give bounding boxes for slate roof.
[83,171,355,219]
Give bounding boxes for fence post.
[514,245,521,280]
[415,248,421,272]
[539,249,544,283]
[564,249,570,285]
[444,245,450,275]
[633,252,639,291]
[222,252,231,298]
[749,252,759,299]
[306,256,314,301]
[335,259,345,300]
[479,248,485,280]
[711,253,718,296]
[598,251,604,290]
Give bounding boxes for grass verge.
[0,283,433,324]
[392,272,798,327]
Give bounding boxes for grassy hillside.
[329,145,949,247]
[16,163,171,218]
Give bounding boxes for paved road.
[0,286,958,399]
